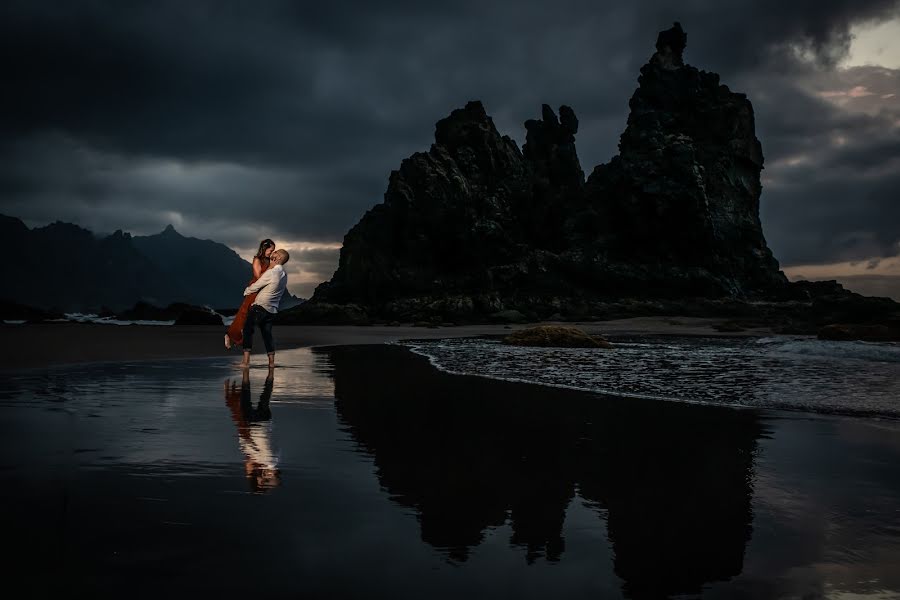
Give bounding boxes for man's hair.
[272,249,290,264]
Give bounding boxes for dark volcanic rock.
[0,301,64,323]
[118,301,182,321]
[522,104,585,248]
[118,301,220,325]
[174,308,223,326]
[312,100,529,308]
[583,21,785,297]
[289,23,899,327]
[277,302,370,325]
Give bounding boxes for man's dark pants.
[242,305,276,353]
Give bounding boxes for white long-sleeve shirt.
[244,264,287,313]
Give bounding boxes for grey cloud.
[763,171,900,264]
[0,132,389,246]
[2,0,900,280]
[743,61,900,265]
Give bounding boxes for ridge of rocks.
[283,23,898,329]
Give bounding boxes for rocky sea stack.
[284,23,899,329]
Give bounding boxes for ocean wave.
[64,313,176,326]
[59,311,233,326]
[754,337,900,363]
[400,335,900,419]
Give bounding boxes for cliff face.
[294,23,891,325]
[315,101,531,307]
[583,22,785,297]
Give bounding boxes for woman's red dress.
[227,259,269,346]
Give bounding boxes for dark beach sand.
[0,316,776,371]
[3,343,899,598]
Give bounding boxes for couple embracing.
[225,239,290,368]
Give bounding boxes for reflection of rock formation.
[224,368,280,494]
[323,344,763,596]
[575,404,759,598]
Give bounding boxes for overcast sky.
[2,1,899,298]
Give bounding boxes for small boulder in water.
[503,325,612,348]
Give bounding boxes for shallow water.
[3,342,900,599]
[403,335,900,419]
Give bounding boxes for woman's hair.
[254,239,275,260]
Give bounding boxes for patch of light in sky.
[843,18,900,69]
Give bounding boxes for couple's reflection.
[321,344,764,599]
[224,367,281,494]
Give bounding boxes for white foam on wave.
[398,335,900,419]
[401,341,757,411]
[760,337,900,363]
[64,313,176,326]
[62,309,231,326]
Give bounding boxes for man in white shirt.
[240,249,290,368]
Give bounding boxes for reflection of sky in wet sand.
[716,415,900,600]
[1,345,899,598]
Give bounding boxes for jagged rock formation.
[582,21,785,297]
[285,23,898,326]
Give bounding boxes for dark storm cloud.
[634,0,900,72]
[0,132,380,247]
[743,63,900,264]
[1,0,899,278]
[764,172,900,264]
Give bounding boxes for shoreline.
[0,316,783,372]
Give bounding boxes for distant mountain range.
[0,215,303,311]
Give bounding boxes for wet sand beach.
[0,316,776,371]
[3,342,899,598]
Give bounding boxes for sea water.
[403,335,900,419]
[3,341,900,598]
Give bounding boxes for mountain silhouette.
[132,224,254,307]
[0,215,300,311]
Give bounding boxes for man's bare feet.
[267,352,275,368]
[240,350,251,369]
[224,334,232,350]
